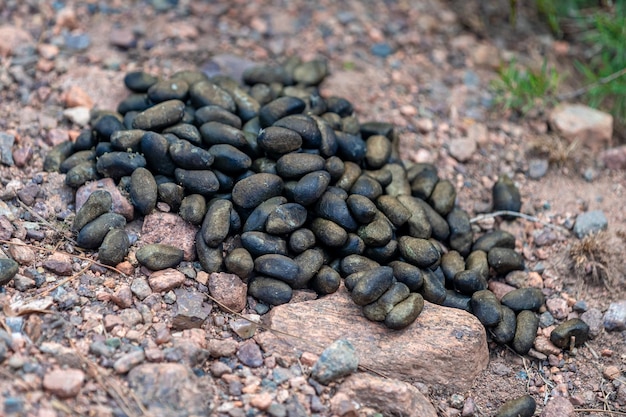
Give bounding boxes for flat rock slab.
[257,288,488,391]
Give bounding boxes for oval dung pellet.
[96,151,147,180]
[189,81,236,112]
[512,310,540,354]
[73,190,112,232]
[363,281,410,322]
[147,79,189,103]
[201,199,232,247]
[130,167,157,215]
[231,173,283,209]
[384,293,425,330]
[454,269,487,295]
[350,266,394,306]
[447,208,473,256]
[195,232,223,273]
[169,140,215,170]
[200,121,247,148]
[265,203,308,235]
[496,395,536,417]
[77,213,127,249]
[492,174,522,214]
[289,228,316,253]
[315,191,358,232]
[491,305,517,344]
[240,231,288,257]
[398,236,440,269]
[311,265,341,295]
[335,161,361,191]
[376,195,411,228]
[311,218,348,247]
[98,229,130,266]
[364,239,397,264]
[60,149,97,173]
[242,196,287,232]
[248,277,293,306]
[65,161,99,188]
[163,123,203,145]
[174,168,220,196]
[470,290,503,327]
[293,248,325,288]
[346,194,378,224]
[388,260,423,292]
[357,216,393,247]
[340,255,380,276]
[157,182,184,212]
[550,318,590,349]
[409,164,439,200]
[195,105,242,129]
[421,269,446,304]
[396,195,432,239]
[501,288,545,312]
[258,96,306,127]
[472,230,516,252]
[349,175,383,200]
[224,248,254,280]
[413,198,450,241]
[136,243,184,271]
[140,132,177,176]
[337,233,366,257]
[466,250,489,281]
[440,250,465,284]
[442,290,472,312]
[208,144,252,174]
[488,247,524,275]
[276,153,325,179]
[365,135,392,169]
[292,170,331,207]
[132,99,185,130]
[254,254,300,285]
[179,194,206,225]
[273,114,322,148]
[428,179,456,216]
[336,131,366,162]
[124,71,158,92]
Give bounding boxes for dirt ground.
[0,0,625,416]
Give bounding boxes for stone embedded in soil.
[603,300,626,331]
[148,268,186,292]
[128,363,216,416]
[540,396,575,417]
[42,252,73,276]
[333,373,437,417]
[171,288,212,330]
[43,368,85,399]
[236,340,264,368]
[208,272,247,313]
[573,210,608,238]
[257,288,488,390]
[311,339,358,385]
[141,212,198,261]
[549,103,613,152]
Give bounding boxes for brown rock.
[208,272,247,313]
[208,338,238,358]
[334,373,437,417]
[63,85,94,109]
[12,145,33,167]
[533,335,561,356]
[141,212,198,261]
[0,215,13,241]
[43,252,73,276]
[540,396,575,417]
[8,239,36,265]
[76,178,135,221]
[128,364,216,416]
[109,27,136,49]
[546,298,569,320]
[488,280,515,300]
[550,104,613,152]
[250,391,273,411]
[257,287,488,390]
[43,368,85,398]
[448,137,477,162]
[111,284,133,309]
[148,268,186,293]
[601,145,626,170]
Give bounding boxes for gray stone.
[549,103,613,152]
[528,158,549,179]
[0,132,15,166]
[580,308,604,338]
[171,288,212,330]
[573,210,608,238]
[311,339,358,385]
[128,364,216,416]
[236,340,264,368]
[604,300,626,331]
[130,277,152,300]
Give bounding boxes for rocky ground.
[0,0,625,416]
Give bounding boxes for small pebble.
[573,210,608,238]
[310,339,358,385]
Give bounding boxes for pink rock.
[43,369,85,398]
[109,27,136,49]
[448,137,477,162]
[550,104,613,152]
[141,212,198,261]
[488,280,516,300]
[148,268,186,293]
[208,272,248,313]
[76,178,135,221]
[540,396,575,417]
[43,252,73,276]
[63,85,94,109]
[334,373,437,417]
[111,284,133,309]
[8,238,36,265]
[601,145,626,169]
[0,25,34,57]
[546,297,569,320]
[257,287,488,391]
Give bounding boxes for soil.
[0,0,625,416]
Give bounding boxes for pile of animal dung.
[45,57,589,354]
